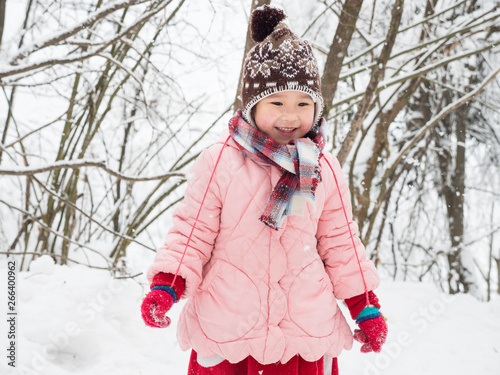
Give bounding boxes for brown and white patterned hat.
[241,5,324,126]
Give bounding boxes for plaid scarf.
[228,110,325,229]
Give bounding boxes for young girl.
[141,6,387,375]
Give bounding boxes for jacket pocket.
[194,260,260,343]
[288,259,336,337]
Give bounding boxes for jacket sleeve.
[316,152,380,300]
[147,146,223,298]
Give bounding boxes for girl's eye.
[271,102,283,106]
[298,102,310,107]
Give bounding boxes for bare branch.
[31,176,155,251]
[0,114,64,149]
[0,251,117,271]
[97,52,146,94]
[0,198,112,267]
[0,159,186,181]
[464,224,500,248]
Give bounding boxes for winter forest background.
[0,0,499,373]
[2,0,499,298]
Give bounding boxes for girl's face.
[253,91,315,144]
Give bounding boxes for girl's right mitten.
[141,272,185,328]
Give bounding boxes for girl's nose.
[280,106,299,121]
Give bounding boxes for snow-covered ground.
[0,255,499,375]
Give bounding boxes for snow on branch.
[97,52,145,91]
[386,66,500,177]
[0,0,174,80]
[332,40,500,109]
[0,159,185,181]
[10,0,151,65]
[344,2,499,67]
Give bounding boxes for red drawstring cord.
[321,155,370,308]
[170,135,231,289]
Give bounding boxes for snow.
[0,256,499,375]
[28,256,56,275]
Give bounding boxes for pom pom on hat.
[242,5,324,126]
[250,5,286,43]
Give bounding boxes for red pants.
[187,350,339,375]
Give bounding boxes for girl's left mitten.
[345,291,388,353]
[354,313,387,353]
[141,272,185,328]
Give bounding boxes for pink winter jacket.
[147,132,380,365]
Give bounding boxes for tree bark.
[496,255,500,295]
[434,84,469,294]
[445,102,468,294]
[232,0,271,112]
[336,0,404,166]
[0,0,5,47]
[321,0,364,119]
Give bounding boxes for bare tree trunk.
[336,0,404,166]
[0,0,5,47]
[0,87,15,164]
[445,104,468,294]
[486,203,495,301]
[434,84,470,294]
[232,0,271,112]
[112,89,138,233]
[321,0,364,119]
[496,254,500,295]
[436,2,485,295]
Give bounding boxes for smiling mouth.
[275,127,297,133]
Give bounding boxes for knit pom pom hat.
[241,5,324,127]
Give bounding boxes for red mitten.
[141,273,185,328]
[346,291,387,353]
[141,289,174,328]
[354,315,388,353]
